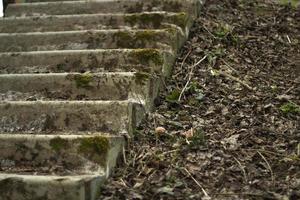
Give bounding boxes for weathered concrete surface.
[0,174,105,200]
[5,0,201,18]
[0,72,150,101]
[0,29,181,52]
[0,12,192,35]
[0,134,124,174]
[0,49,175,75]
[0,100,140,135]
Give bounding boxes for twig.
[220,58,238,73]
[180,49,192,70]
[233,157,248,183]
[173,49,192,79]
[257,151,275,185]
[218,70,254,91]
[203,24,217,39]
[286,35,291,43]
[122,146,127,165]
[178,55,207,101]
[183,167,210,197]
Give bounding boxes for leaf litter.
[99,0,300,199]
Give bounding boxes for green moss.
[113,31,133,47]
[166,89,180,103]
[172,12,189,29]
[130,49,164,66]
[135,72,151,85]
[50,137,68,152]
[74,73,93,89]
[279,0,299,8]
[135,30,157,41]
[78,136,110,164]
[125,13,164,28]
[114,30,158,48]
[280,102,300,114]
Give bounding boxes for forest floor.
[99,0,300,199]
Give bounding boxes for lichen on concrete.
[78,136,110,165]
[73,73,93,89]
[124,13,164,28]
[130,49,164,66]
[50,137,68,152]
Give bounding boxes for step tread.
[0,48,174,75]
[0,173,105,200]
[0,100,139,134]
[0,134,124,175]
[0,28,179,52]
[0,12,191,34]
[0,72,151,101]
[5,0,199,18]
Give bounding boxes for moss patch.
[50,137,68,152]
[135,72,151,85]
[172,12,189,29]
[124,13,164,28]
[135,30,158,41]
[130,49,164,66]
[74,73,93,89]
[280,102,300,115]
[78,136,110,164]
[114,30,158,48]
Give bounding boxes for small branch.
[203,25,217,39]
[218,70,254,91]
[178,55,207,101]
[257,151,275,185]
[183,167,210,197]
[233,157,248,183]
[180,49,192,70]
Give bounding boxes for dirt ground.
[99,0,300,199]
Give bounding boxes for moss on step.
[78,136,110,164]
[130,49,164,66]
[50,137,68,152]
[74,73,93,89]
[124,13,164,28]
[172,12,189,30]
[135,72,151,85]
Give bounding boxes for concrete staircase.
[0,0,202,199]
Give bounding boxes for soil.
[99,0,300,199]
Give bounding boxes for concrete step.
[0,29,180,52]
[0,12,191,34]
[0,134,123,175]
[0,174,105,200]
[0,72,155,102]
[0,49,175,76]
[5,0,200,18]
[0,100,143,135]
[7,0,82,2]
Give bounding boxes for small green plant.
[280,102,300,114]
[50,137,68,152]
[166,89,181,103]
[279,0,299,8]
[74,73,93,89]
[188,129,206,149]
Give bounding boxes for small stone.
[155,127,166,135]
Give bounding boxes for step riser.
[5,0,200,18]
[0,174,104,200]
[0,134,123,174]
[0,30,179,52]
[0,73,150,101]
[0,13,191,34]
[0,101,136,134]
[0,49,174,75]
